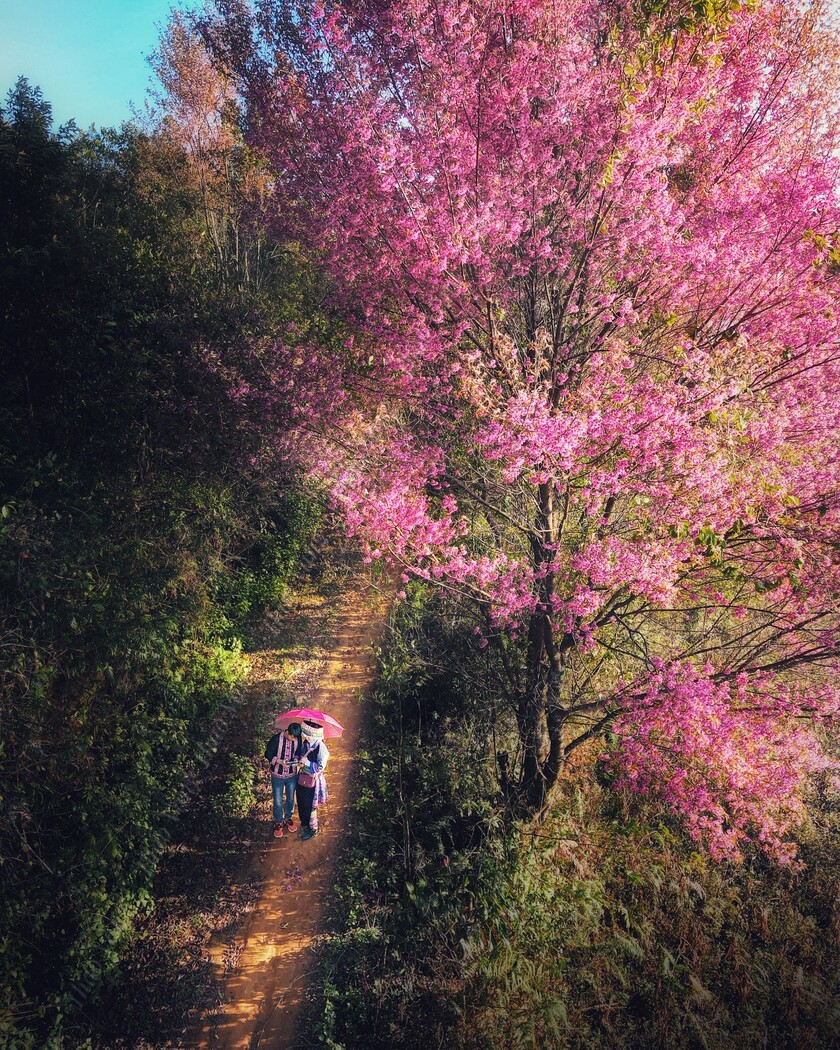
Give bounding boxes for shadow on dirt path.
[191,574,390,1050]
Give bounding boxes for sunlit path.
[191,577,389,1050]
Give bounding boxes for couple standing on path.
[264,719,329,841]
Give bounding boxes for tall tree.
[150,10,275,293]
[210,0,840,861]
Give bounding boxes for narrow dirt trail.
[193,575,389,1050]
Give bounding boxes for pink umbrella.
[274,707,345,738]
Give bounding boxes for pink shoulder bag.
[296,742,319,789]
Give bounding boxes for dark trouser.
[296,784,318,829]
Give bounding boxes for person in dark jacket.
[264,722,302,838]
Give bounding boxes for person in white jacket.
[296,720,330,840]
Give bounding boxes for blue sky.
[0,1,184,129]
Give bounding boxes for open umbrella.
[274,707,345,738]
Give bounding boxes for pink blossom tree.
[208,0,840,861]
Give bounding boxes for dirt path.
[192,575,389,1050]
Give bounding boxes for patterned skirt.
[313,773,329,807]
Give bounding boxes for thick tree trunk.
[517,619,567,812]
[515,481,569,814]
[518,610,548,803]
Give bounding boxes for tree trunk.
[515,481,569,814]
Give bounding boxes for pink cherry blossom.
[206,0,840,860]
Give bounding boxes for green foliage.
[0,77,319,1045]
[632,0,752,36]
[213,754,258,819]
[310,586,840,1050]
[213,490,323,636]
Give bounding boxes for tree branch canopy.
[207,0,840,862]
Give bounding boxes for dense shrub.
[312,585,840,1050]
[0,79,319,1046]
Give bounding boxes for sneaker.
[273,822,284,838]
[284,818,298,833]
[300,826,320,841]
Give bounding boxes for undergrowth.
[309,584,840,1050]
